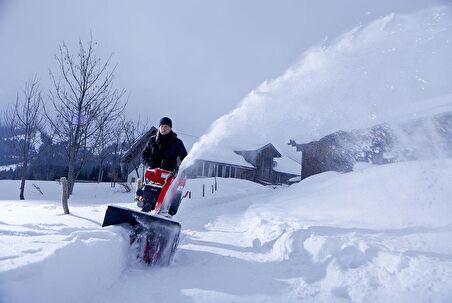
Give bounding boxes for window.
[208,163,215,177]
[197,163,203,176]
[230,167,236,178]
[217,165,223,177]
[225,166,230,178]
[203,162,210,177]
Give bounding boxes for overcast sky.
[0,0,444,136]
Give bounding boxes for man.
[139,117,188,215]
[142,116,187,174]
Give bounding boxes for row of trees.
[2,38,150,200]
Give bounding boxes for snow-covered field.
[1,158,451,303]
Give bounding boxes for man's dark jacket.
[142,130,187,171]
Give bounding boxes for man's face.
[159,124,171,135]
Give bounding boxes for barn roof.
[235,143,282,157]
[234,143,282,167]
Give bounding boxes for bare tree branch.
[5,76,43,200]
[45,37,127,198]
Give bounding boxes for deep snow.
[1,159,452,303]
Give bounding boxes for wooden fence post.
[60,177,69,214]
[214,169,217,191]
[211,185,214,194]
[202,184,205,197]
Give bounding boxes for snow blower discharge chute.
[102,168,186,266]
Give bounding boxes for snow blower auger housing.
[102,167,186,266]
[102,205,181,266]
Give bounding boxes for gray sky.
[0,0,443,136]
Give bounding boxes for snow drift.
[2,158,452,303]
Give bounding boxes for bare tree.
[92,121,117,183]
[5,77,43,200]
[121,116,150,148]
[109,122,126,187]
[45,37,126,197]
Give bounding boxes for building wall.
[184,160,255,181]
[292,111,452,180]
[298,132,355,179]
[235,145,284,184]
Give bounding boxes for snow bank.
[166,159,452,303]
[0,182,135,303]
[198,159,452,302]
[0,227,129,303]
[248,159,452,244]
[280,159,452,229]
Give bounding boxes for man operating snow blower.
[138,117,187,215]
[102,117,188,266]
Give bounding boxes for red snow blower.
[102,167,186,266]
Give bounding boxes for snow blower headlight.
[161,173,170,179]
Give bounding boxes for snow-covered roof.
[235,143,281,157]
[194,142,301,172]
[196,148,255,168]
[273,156,301,175]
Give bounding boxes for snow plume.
[183,6,452,170]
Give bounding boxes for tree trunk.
[61,177,69,214]
[19,141,30,200]
[111,145,118,187]
[19,161,28,200]
[67,146,76,196]
[68,166,75,196]
[19,174,26,200]
[98,168,103,183]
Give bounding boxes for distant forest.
[0,124,136,182]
